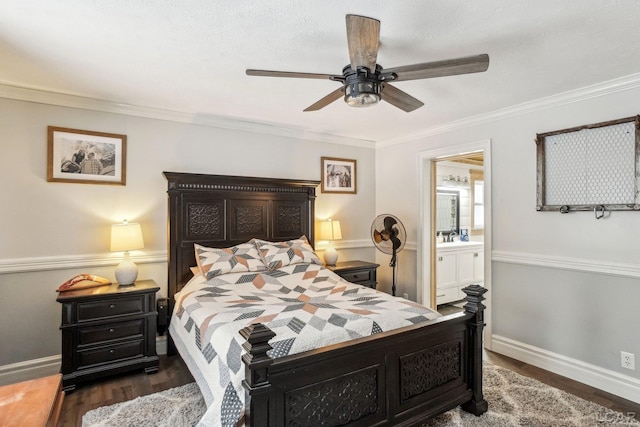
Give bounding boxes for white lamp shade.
[111,222,144,252]
[318,220,342,241]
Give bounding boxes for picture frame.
[321,157,357,194]
[47,126,127,185]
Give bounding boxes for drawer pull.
[109,349,115,354]
[109,304,116,309]
[109,328,115,333]
[438,256,443,261]
[437,294,446,298]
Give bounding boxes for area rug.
[82,362,639,426]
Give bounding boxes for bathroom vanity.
[436,241,484,305]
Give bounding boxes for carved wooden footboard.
[241,285,488,427]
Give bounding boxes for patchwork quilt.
[169,263,441,427]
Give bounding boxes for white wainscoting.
[492,335,640,404]
[491,250,640,404]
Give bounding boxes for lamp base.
[115,257,138,286]
[323,246,339,266]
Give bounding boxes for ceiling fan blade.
[246,69,335,80]
[381,84,424,112]
[303,87,344,112]
[383,54,489,82]
[346,14,380,71]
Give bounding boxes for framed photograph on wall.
[321,157,357,194]
[47,126,127,185]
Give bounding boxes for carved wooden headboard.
[163,172,319,304]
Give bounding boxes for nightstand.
[325,260,379,289]
[56,279,160,392]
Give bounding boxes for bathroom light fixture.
[442,175,470,187]
[110,220,144,286]
[319,218,342,265]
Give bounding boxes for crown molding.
[0,83,375,149]
[376,72,640,148]
[6,72,639,151]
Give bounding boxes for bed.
[164,171,488,427]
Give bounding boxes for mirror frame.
[436,190,460,236]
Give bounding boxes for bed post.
[460,284,489,416]
[240,323,276,427]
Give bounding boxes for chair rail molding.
[492,250,640,279]
[0,250,167,274]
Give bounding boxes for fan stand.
[390,251,398,297]
[391,263,397,296]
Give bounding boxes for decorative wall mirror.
[436,190,460,236]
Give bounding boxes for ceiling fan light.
[346,93,380,107]
[345,81,381,107]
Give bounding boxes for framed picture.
[47,126,127,185]
[321,157,357,194]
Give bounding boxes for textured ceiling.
[2,1,640,144]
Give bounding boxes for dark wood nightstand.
[56,280,160,392]
[325,260,379,289]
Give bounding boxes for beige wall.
[375,82,640,394]
[0,97,376,371]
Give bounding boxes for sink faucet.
[448,230,457,242]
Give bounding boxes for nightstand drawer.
[77,296,145,321]
[340,270,373,284]
[78,319,144,346]
[78,340,145,368]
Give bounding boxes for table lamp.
[110,220,144,286]
[319,218,342,265]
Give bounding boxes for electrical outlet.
[621,351,635,370]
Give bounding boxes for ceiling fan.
[246,14,489,112]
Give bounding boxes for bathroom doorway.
[417,139,492,349]
[434,155,484,315]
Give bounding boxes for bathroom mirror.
[436,190,460,236]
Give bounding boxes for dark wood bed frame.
[164,171,488,427]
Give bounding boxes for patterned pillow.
[194,241,267,280]
[254,235,322,270]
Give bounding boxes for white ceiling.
[2,1,640,145]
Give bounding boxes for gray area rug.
[83,363,639,426]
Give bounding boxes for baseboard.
[0,336,169,386]
[492,334,640,404]
[0,355,61,386]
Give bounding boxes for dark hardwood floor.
[485,351,640,422]
[61,351,639,426]
[60,355,194,426]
